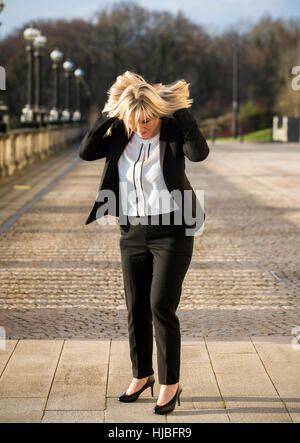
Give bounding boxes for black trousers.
[118,209,194,385]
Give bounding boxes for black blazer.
[78,108,209,225]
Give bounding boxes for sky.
[1,0,300,39]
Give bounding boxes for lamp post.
[0,1,9,133]
[232,39,239,139]
[61,59,74,122]
[20,23,40,125]
[72,68,84,121]
[0,1,4,28]
[33,32,47,126]
[49,48,63,124]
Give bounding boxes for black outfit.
[78,108,209,385]
[119,209,194,384]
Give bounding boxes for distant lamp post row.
[21,23,85,126]
[21,24,46,125]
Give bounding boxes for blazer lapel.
[112,124,130,163]
[159,117,168,172]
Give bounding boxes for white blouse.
[117,131,179,216]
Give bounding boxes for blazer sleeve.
[78,112,117,161]
[173,108,209,162]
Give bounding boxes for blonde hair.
[102,71,193,137]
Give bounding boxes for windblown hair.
[102,71,193,137]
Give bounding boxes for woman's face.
[132,111,162,139]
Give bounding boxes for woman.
[79,71,209,414]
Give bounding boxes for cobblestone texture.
[0,141,300,338]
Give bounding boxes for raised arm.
[78,112,117,161]
[173,108,209,162]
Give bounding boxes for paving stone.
[0,397,46,423]
[210,353,265,374]
[227,408,292,423]
[48,382,107,411]
[42,410,104,423]
[180,363,224,410]
[216,371,279,398]
[46,340,109,410]
[289,411,300,423]
[166,409,229,423]
[181,341,210,363]
[260,361,300,402]
[0,340,63,397]
[222,396,292,422]
[205,337,256,354]
[251,336,300,363]
[0,340,17,374]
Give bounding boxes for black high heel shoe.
[118,375,155,402]
[153,384,182,414]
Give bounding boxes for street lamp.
[61,59,74,122]
[232,39,239,139]
[33,32,47,125]
[72,68,84,121]
[20,23,40,125]
[49,48,63,124]
[0,1,8,133]
[0,1,4,28]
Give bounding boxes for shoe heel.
[177,388,182,406]
[150,382,154,397]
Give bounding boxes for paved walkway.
[0,140,300,337]
[0,336,299,423]
[0,139,300,422]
